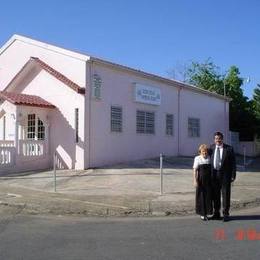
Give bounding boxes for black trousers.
[212,171,231,215]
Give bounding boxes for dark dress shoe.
[211,214,221,220]
[223,215,230,222]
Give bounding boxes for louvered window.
[111,106,122,132]
[166,114,174,136]
[188,118,200,137]
[92,74,102,99]
[136,110,155,134]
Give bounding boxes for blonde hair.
[198,144,208,155]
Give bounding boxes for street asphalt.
[0,156,259,217]
[1,207,260,260]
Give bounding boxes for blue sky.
[1,0,259,99]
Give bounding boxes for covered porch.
[0,91,56,172]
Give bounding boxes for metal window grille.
[166,114,174,136]
[136,110,155,134]
[111,106,122,132]
[136,111,145,133]
[145,112,155,134]
[188,118,200,137]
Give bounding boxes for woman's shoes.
[200,215,208,221]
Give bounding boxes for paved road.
[0,207,260,260]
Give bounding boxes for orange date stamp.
[214,228,260,240]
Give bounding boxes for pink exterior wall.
[0,36,87,170]
[0,35,229,170]
[15,105,52,171]
[21,70,85,169]
[87,63,179,167]
[86,62,229,167]
[0,102,52,172]
[0,37,87,91]
[179,88,227,156]
[0,101,16,140]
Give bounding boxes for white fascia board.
[89,57,231,102]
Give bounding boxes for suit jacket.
[209,143,236,183]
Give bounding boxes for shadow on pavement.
[98,156,194,170]
[230,215,260,221]
[0,156,259,178]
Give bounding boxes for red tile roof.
[31,57,85,94]
[0,91,56,108]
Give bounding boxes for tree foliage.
[181,59,258,140]
[185,58,223,94]
[252,84,260,119]
[252,84,260,138]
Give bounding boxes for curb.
[1,197,260,217]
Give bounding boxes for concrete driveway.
[0,156,259,217]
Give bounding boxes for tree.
[178,59,257,140]
[252,84,260,138]
[252,84,260,119]
[185,58,223,94]
[223,66,248,133]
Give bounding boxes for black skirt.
[195,164,213,216]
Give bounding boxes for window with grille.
[27,114,36,139]
[136,110,155,134]
[166,114,174,136]
[111,106,122,132]
[92,74,102,99]
[37,118,45,140]
[27,114,45,140]
[188,118,200,137]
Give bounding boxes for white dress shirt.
[214,145,223,169]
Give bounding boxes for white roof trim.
[0,34,90,62]
[90,57,230,101]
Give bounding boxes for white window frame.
[26,114,45,140]
[37,118,45,140]
[27,114,36,140]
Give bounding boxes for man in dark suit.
[209,131,236,222]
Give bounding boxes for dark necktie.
[216,147,221,170]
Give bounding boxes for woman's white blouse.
[193,155,210,170]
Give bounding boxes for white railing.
[238,141,260,157]
[0,140,15,147]
[0,146,15,166]
[255,142,260,156]
[54,151,66,169]
[19,140,45,157]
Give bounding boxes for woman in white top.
[193,144,213,221]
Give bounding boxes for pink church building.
[0,35,229,172]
